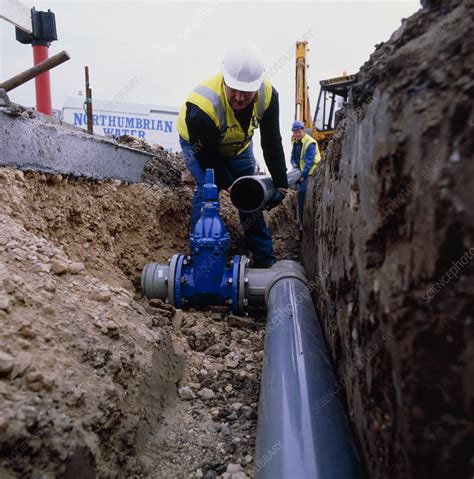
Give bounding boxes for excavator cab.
[314,74,357,133]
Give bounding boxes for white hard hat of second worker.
[222,46,265,92]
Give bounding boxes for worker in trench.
[177,46,288,268]
[289,120,320,231]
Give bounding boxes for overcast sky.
[1,0,420,168]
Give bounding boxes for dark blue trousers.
[180,137,275,266]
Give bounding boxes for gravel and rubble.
[141,303,266,479]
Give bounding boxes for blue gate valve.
[141,169,247,314]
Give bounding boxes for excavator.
[295,40,357,152]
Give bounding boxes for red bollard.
[32,44,52,116]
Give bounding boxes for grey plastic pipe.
[230,169,301,213]
[255,261,364,479]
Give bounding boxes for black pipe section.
[230,169,301,213]
[255,265,364,478]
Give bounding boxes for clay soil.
[303,1,473,478]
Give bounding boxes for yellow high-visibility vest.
[177,72,273,157]
[292,133,320,175]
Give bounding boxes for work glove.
[265,190,286,211]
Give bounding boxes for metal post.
[85,66,93,134]
[32,44,52,115]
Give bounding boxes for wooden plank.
[0,0,32,33]
[0,50,70,92]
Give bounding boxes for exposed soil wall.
[0,168,189,477]
[303,2,473,478]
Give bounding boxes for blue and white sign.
[61,96,180,152]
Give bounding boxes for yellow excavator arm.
[295,41,313,131]
[294,40,357,151]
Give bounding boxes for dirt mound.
[0,170,184,477]
[116,135,186,186]
[266,191,301,262]
[303,2,473,478]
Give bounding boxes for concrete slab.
[0,104,152,182]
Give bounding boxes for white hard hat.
[222,46,265,92]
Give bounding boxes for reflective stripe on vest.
[177,72,272,157]
[193,84,227,131]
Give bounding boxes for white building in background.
[61,96,180,152]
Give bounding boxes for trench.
[0,166,302,478]
[1,2,472,478]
